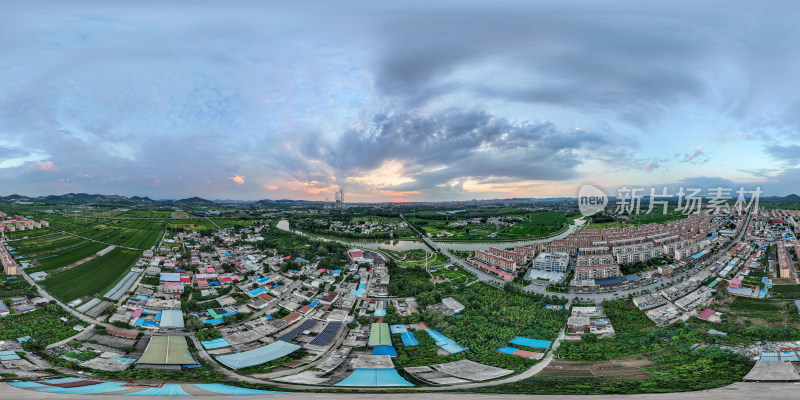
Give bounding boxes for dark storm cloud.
[366,3,716,124]
[317,109,622,191]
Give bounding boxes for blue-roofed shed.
[510,336,552,349]
[335,369,413,387]
[400,332,419,346]
[497,347,518,354]
[372,346,398,357]
[389,324,408,334]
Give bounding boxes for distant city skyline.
[2,0,800,201]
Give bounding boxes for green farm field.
[409,210,577,240]
[41,248,142,302]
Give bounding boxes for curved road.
[7,208,756,394]
[2,381,796,399]
[409,208,752,302]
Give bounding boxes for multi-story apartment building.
[513,245,537,259]
[475,250,517,272]
[574,265,622,280]
[488,247,527,265]
[532,252,570,272]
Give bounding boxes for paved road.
[399,214,528,284]
[2,382,797,399]
[402,208,752,303]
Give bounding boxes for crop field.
[347,215,399,223]
[61,221,165,249]
[41,248,142,302]
[505,212,578,236]
[8,235,84,257]
[0,276,37,298]
[4,228,55,240]
[601,300,655,334]
[20,219,166,250]
[118,210,174,218]
[214,219,256,228]
[5,228,125,273]
[537,357,654,380]
[0,305,84,344]
[32,242,110,272]
[168,219,218,231]
[714,297,797,325]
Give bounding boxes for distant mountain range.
[0,192,798,206]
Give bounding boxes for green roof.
[137,336,194,365]
[368,323,391,347]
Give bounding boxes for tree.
[21,339,45,353]
[184,315,202,331]
[581,332,599,343]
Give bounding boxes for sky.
[2,0,800,202]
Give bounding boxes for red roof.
[698,308,715,320]
[281,312,301,323]
[179,277,191,283]
[298,305,313,314]
[258,293,275,302]
[107,327,138,339]
[348,250,364,258]
[512,349,544,359]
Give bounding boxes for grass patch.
[601,300,655,335]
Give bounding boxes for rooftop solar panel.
[277,319,317,342]
[309,321,343,346]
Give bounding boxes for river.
[275,218,585,252]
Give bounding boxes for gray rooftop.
[743,361,800,382]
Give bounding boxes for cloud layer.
[1,0,800,200]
